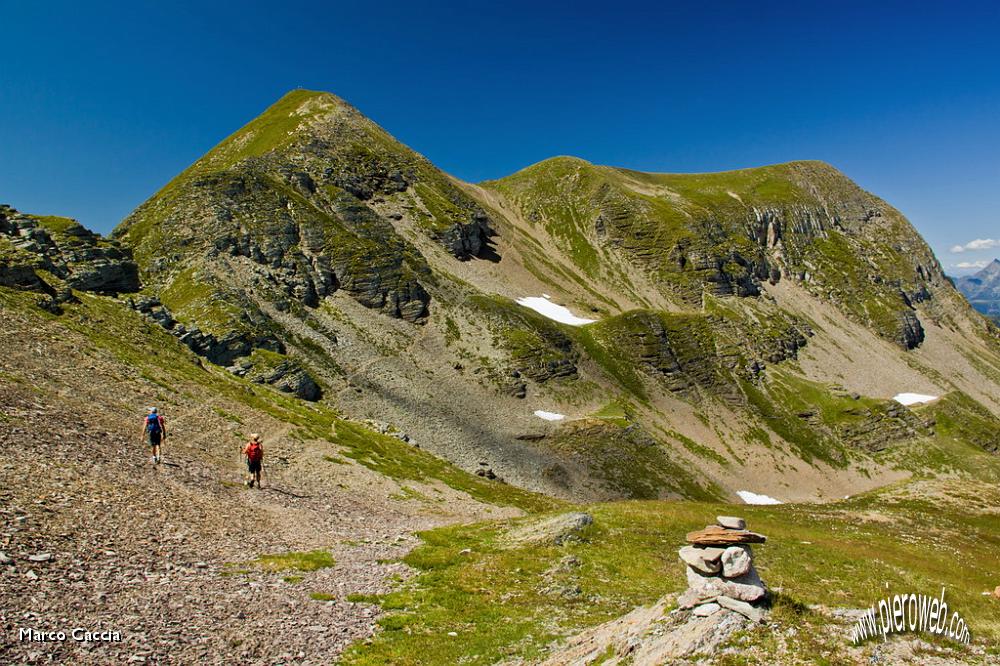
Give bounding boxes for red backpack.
[246,441,263,463]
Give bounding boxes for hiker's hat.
[149,406,157,413]
[250,433,260,442]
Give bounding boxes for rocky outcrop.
[895,309,925,350]
[433,209,492,260]
[744,197,941,351]
[539,594,750,665]
[244,357,322,401]
[609,311,725,396]
[187,175,432,324]
[0,260,52,293]
[126,296,319,400]
[127,296,280,365]
[0,205,140,296]
[503,512,593,548]
[835,400,928,452]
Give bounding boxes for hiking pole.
[238,444,246,488]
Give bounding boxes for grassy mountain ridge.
[99,88,1000,504]
[483,157,955,350]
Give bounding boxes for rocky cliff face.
[0,204,140,301]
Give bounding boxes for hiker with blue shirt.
[142,406,167,464]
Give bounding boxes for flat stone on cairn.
[685,525,766,546]
[677,516,769,623]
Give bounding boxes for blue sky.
[2,1,998,273]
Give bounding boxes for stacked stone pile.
[677,515,769,623]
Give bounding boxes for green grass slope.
[484,158,960,350]
[343,478,1000,665]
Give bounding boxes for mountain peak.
[193,89,353,172]
[954,258,1000,319]
[978,258,1000,278]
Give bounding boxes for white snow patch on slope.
[737,490,783,505]
[516,296,596,326]
[534,410,565,421]
[892,393,938,406]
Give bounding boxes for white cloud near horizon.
[949,238,1000,253]
[952,260,990,270]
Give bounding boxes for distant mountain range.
[953,259,1000,322]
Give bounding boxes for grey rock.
[716,595,766,623]
[0,206,141,295]
[897,309,925,350]
[504,512,593,548]
[692,602,722,617]
[678,545,724,574]
[677,586,717,609]
[685,566,766,603]
[245,358,321,401]
[27,553,52,562]
[720,546,752,578]
[716,515,746,530]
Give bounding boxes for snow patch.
[516,296,596,326]
[892,393,938,406]
[534,410,565,421]
[737,490,783,505]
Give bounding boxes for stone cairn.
[677,516,769,623]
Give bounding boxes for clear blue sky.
[2,1,998,273]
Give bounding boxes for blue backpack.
[146,414,162,434]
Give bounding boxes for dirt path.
[0,308,517,665]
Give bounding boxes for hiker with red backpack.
[142,407,167,464]
[242,433,264,488]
